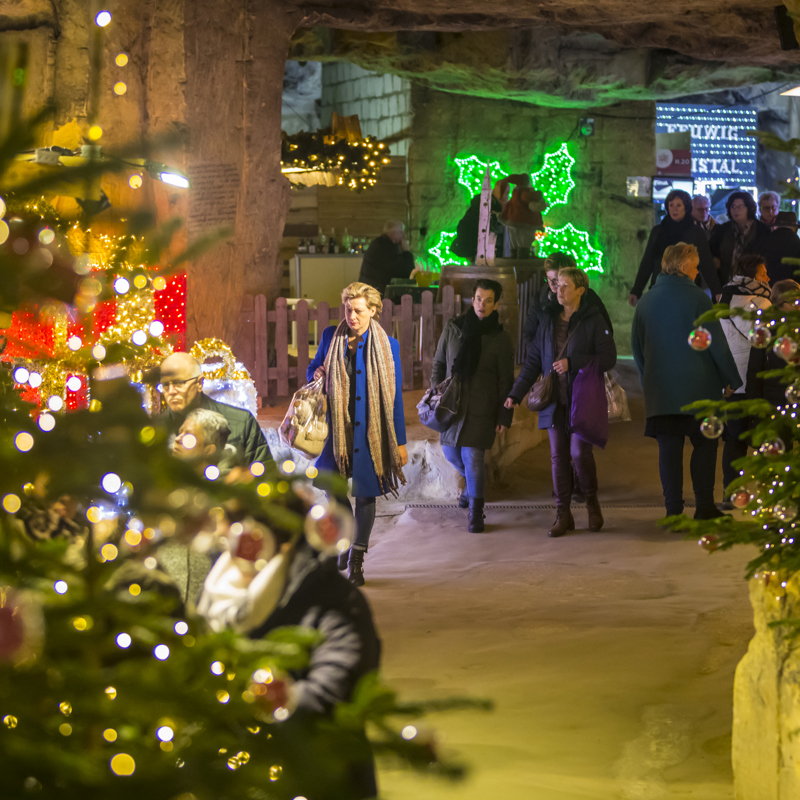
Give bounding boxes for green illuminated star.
[426,231,471,270]
[453,156,506,199]
[530,143,575,208]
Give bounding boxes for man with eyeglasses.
[158,352,272,467]
[758,191,781,228]
[691,194,717,237]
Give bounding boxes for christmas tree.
[0,111,485,799]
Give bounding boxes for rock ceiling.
[293,0,800,106]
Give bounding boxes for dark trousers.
[722,395,748,491]
[548,427,598,507]
[332,495,376,551]
[656,431,718,515]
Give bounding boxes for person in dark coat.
[631,243,741,520]
[763,211,800,285]
[451,192,505,261]
[709,191,771,286]
[199,516,382,800]
[630,190,722,305]
[431,279,515,533]
[358,220,415,296]
[159,352,272,466]
[507,267,617,537]
[308,282,408,585]
[522,251,613,351]
[746,279,800,408]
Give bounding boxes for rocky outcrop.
[733,575,800,800]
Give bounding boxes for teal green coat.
[631,272,742,418]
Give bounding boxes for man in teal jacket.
[632,242,741,519]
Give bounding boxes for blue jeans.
[442,445,486,499]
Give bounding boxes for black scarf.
[452,307,502,381]
[652,213,697,275]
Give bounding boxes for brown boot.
[347,548,365,587]
[586,495,603,531]
[548,506,574,538]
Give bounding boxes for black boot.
[337,547,350,570]
[347,548,365,587]
[468,498,485,533]
[458,488,469,509]
[586,495,603,531]
[548,506,575,538]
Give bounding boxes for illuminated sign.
[656,104,757,184]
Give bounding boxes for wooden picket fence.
[240,286,460,404]
[240,277,539,406]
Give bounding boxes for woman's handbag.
[605,373,631,422]
[571,357,609,448]
[526,322,580,412]
[278,376,329,458]
[417,376,461,433]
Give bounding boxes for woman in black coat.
[630,190,722,305]
[709,191,771,286]
[505,267,617,537]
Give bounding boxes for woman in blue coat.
[308,282,408,586]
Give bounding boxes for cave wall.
[408,87,656,353]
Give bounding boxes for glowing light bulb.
[109,754,135,776]
[66,376,82,392]
[148,320,164,337]
[67,335,82,351]
[38,413,55,432]
[131,330,147,346]
[154,644,170,660]
[114,277,130,294]
[174,621,189,635]
[28,371,42,388]
[102,473,122,493]
[128,174,142,189]
[14,432,34,452]
[115,53,128,67]
[116,633,132,648]
[95,11,112,26]
[54,580,68,594]
[204,465,220,480]
[13,367,30,384]
[47,396,63,412]
[156,726,174,742]
[92,344,106,361]
[2,494,21,513]
[113,82,127,96]
[211,661,225,675]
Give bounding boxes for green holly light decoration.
[540,223,604,274]
[429,143,602,272]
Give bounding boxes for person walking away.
[763,211,800,285]
[718,255,772,499]
[631,243,741,520]
[506,266,616,537]
[758,191,781,229]
[709,191,771,286]
[431,279,514,532]
[691,193,717,238]
[358,220,415,296]
[500,175,546,259]
[630,190,721,306]
[307,282,408,585]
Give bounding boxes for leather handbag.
[417,376,461,433]
[526,321,581,412]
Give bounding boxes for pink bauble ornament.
[749,323,773,349]
[688,327,712,351]
[773,336,798,362]
[760,439,786,457]
[698,534,719,552]
[730,490,750,509]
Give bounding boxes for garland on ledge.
[190,337,257,416]
[281,129,391,190]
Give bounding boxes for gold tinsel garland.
[190,338,249,381]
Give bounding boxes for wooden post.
[380,300,393,336]
[274,297,289,398]
[254,294,268,397]
[316,301,330,340]
[441,284,456,330]
[399,294,413,391]
[421,290,434,387]
[296,299,309,386]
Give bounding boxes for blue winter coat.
[308,325,407,497]
[631,272,742,418]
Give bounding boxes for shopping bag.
[278,376,329,458]
[605,373,631,423]
[570,358,608,449]
[417,376,461,433]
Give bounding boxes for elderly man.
[691,194,716,237]
[358,219,415,296]
[759,191,780,228]
[159,352,271,466]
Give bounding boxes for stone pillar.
[732,575,800,799]
[183,0,299,350]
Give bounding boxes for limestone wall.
[320,62,412,157]
[732,575,800,800]
[407,87,656,354]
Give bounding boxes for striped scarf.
[323,319,406,496]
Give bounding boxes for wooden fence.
[241,277,539,405]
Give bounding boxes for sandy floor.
[364,359,755,800]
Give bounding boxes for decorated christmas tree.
[0,110,484,800]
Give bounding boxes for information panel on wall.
[655,104,758,193]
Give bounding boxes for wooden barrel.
[437,263,522,354]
